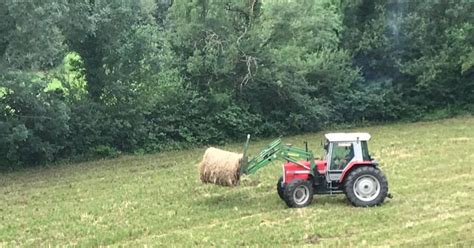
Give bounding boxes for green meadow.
[1,116,473,246]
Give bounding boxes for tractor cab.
[323,133,373,182]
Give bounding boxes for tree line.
[1,0,473,167]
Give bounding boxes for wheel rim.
[353,175,380,202]
[293,185,310,205]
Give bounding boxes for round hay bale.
[198,147,243,186]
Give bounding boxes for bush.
[0,73,70,167]
[144,89,262,151]
[92,145,121,158]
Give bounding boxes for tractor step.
[314,190,344,195]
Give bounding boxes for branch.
[240,55,258,90]
[224,3,250,22]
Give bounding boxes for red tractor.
[240,133,391,208]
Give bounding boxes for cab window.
[330,142,354,170]
[361,141,371,161]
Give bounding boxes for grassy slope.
[1,117,473,246]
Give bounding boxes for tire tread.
[283,179,314,208]
[277,176,285,200]
[344,166,388,207]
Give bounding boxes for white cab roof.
[325,133,371,142]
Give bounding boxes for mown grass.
[1,117,473,246]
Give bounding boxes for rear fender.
[339,161,375,182]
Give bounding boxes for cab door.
[326,142,355,182]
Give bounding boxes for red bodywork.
[282,160,326,183]
[282,160,374,184]
[282,162,310,184]
[338,161,374,182]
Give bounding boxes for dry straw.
[198,147,243,186]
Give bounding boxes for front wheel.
[344,166,388,207]
[276,176,285,200]
[283,179,314,208]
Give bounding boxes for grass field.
[1,117,473,246]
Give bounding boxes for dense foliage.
[1,0,473,167]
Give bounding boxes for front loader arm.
[240,136,316,175]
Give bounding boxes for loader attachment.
[240,137,283,175]
[198,134,316,186]
[240,135,316,175]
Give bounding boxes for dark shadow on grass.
[194,188,356,210]
[313,195,349,206]
[314,194,394,208]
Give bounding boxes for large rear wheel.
[283,179,314,208]
[344,166,388,207]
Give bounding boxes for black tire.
[283,179,314,208]
[277,176,285,200]
[344,166,388,207]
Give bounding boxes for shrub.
[0,73,70,167]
